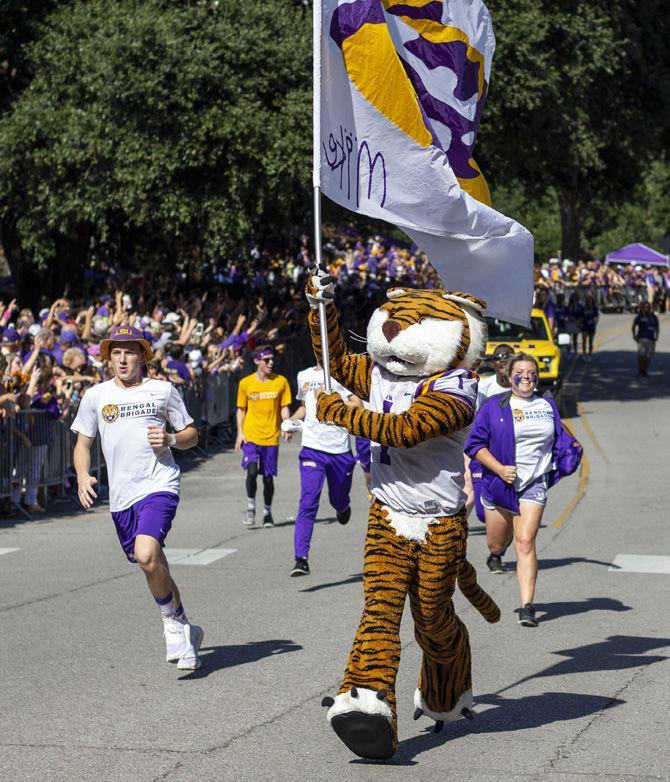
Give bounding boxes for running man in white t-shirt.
[283,362,357,576]
[71,325,202,669]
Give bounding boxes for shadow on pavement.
[177,638,302,680]
[534,597,631,623]
[498,635,670,695]
[538,556,616,571]
[384,691,626,765]
[363,634,670,765]
[579,349,670,404]
[300,573,364,593]
[271,515,337,529]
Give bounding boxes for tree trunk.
[0,212,42,308]
[557,189,582,260]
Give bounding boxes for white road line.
[0,548,20,557]
[609,554,670,574]
[163,548,237,566]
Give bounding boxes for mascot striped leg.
[324,502,497,759]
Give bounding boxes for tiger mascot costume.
[306,266,500,761]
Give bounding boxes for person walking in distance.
[632,301,660,377]
[580,294,599,358]
[235,346,292,528]
[465,353,582,627]
[71,325,203,669]
[283,361,357,576]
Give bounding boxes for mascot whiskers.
[307,267,500,761]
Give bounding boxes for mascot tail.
[458,560,501,623]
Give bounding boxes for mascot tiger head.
[366,288,487,378]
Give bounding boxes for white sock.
[247,498,256,511]
[263,505,272,517]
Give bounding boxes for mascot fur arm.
[316,390,473,447]
[307,292,373,402]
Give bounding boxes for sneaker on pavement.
[290,557,310,577]
[242,508,256,527]
[336,507,352,525]
[164,618,188,662]
[262,512,275,528]
[518,603,538,627]
[486,554,504,574]
[177,623,204,670]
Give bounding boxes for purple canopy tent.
[605,242,669,267]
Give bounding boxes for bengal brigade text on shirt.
[101,400,159,423]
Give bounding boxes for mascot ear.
[386,288,407,300]
[442,291,487,314]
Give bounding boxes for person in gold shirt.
[235,346,292,527]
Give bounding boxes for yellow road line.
[547,317,630,528]
[550,451,590,529]
[578,402,610,464]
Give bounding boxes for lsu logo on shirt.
[102,404,120,423]
[512,408,525,423]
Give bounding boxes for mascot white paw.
[322,687,394,760]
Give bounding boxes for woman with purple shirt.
[465,353,582,627]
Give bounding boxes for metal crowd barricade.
[0,409,105,518]
[200,370,241,445]
[0,419,12,500]
[0,369,251,517]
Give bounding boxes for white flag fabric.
[316,0,534,324]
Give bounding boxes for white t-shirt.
[476,374,509,410]
[296,367,352,454]
[368,365,477,516]
[71,378,194,512]
[510,396,555,490]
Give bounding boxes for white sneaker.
[242,508,256,527]
[163,618,188,662]
[177,623,204,670]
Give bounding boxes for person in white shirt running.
[283,361,357,576]
[71,325,202,669]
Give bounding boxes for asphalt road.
[1,313,669,782]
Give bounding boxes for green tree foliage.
[588,158,670,257]
[0,0,312,290]
[479,0,670,258]
[492,183,561,261]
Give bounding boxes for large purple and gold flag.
[316,0,534,324]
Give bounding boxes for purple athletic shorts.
[241,441,279,477]
[481,475,548,512]
[355,436,371,473]
[111,491,179,562]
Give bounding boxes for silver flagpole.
[313,0,331,392]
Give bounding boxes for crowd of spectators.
[3,237,669,427]
[534,257,670,313]
[0,231,445,425]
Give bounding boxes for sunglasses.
[492,353,511,361]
